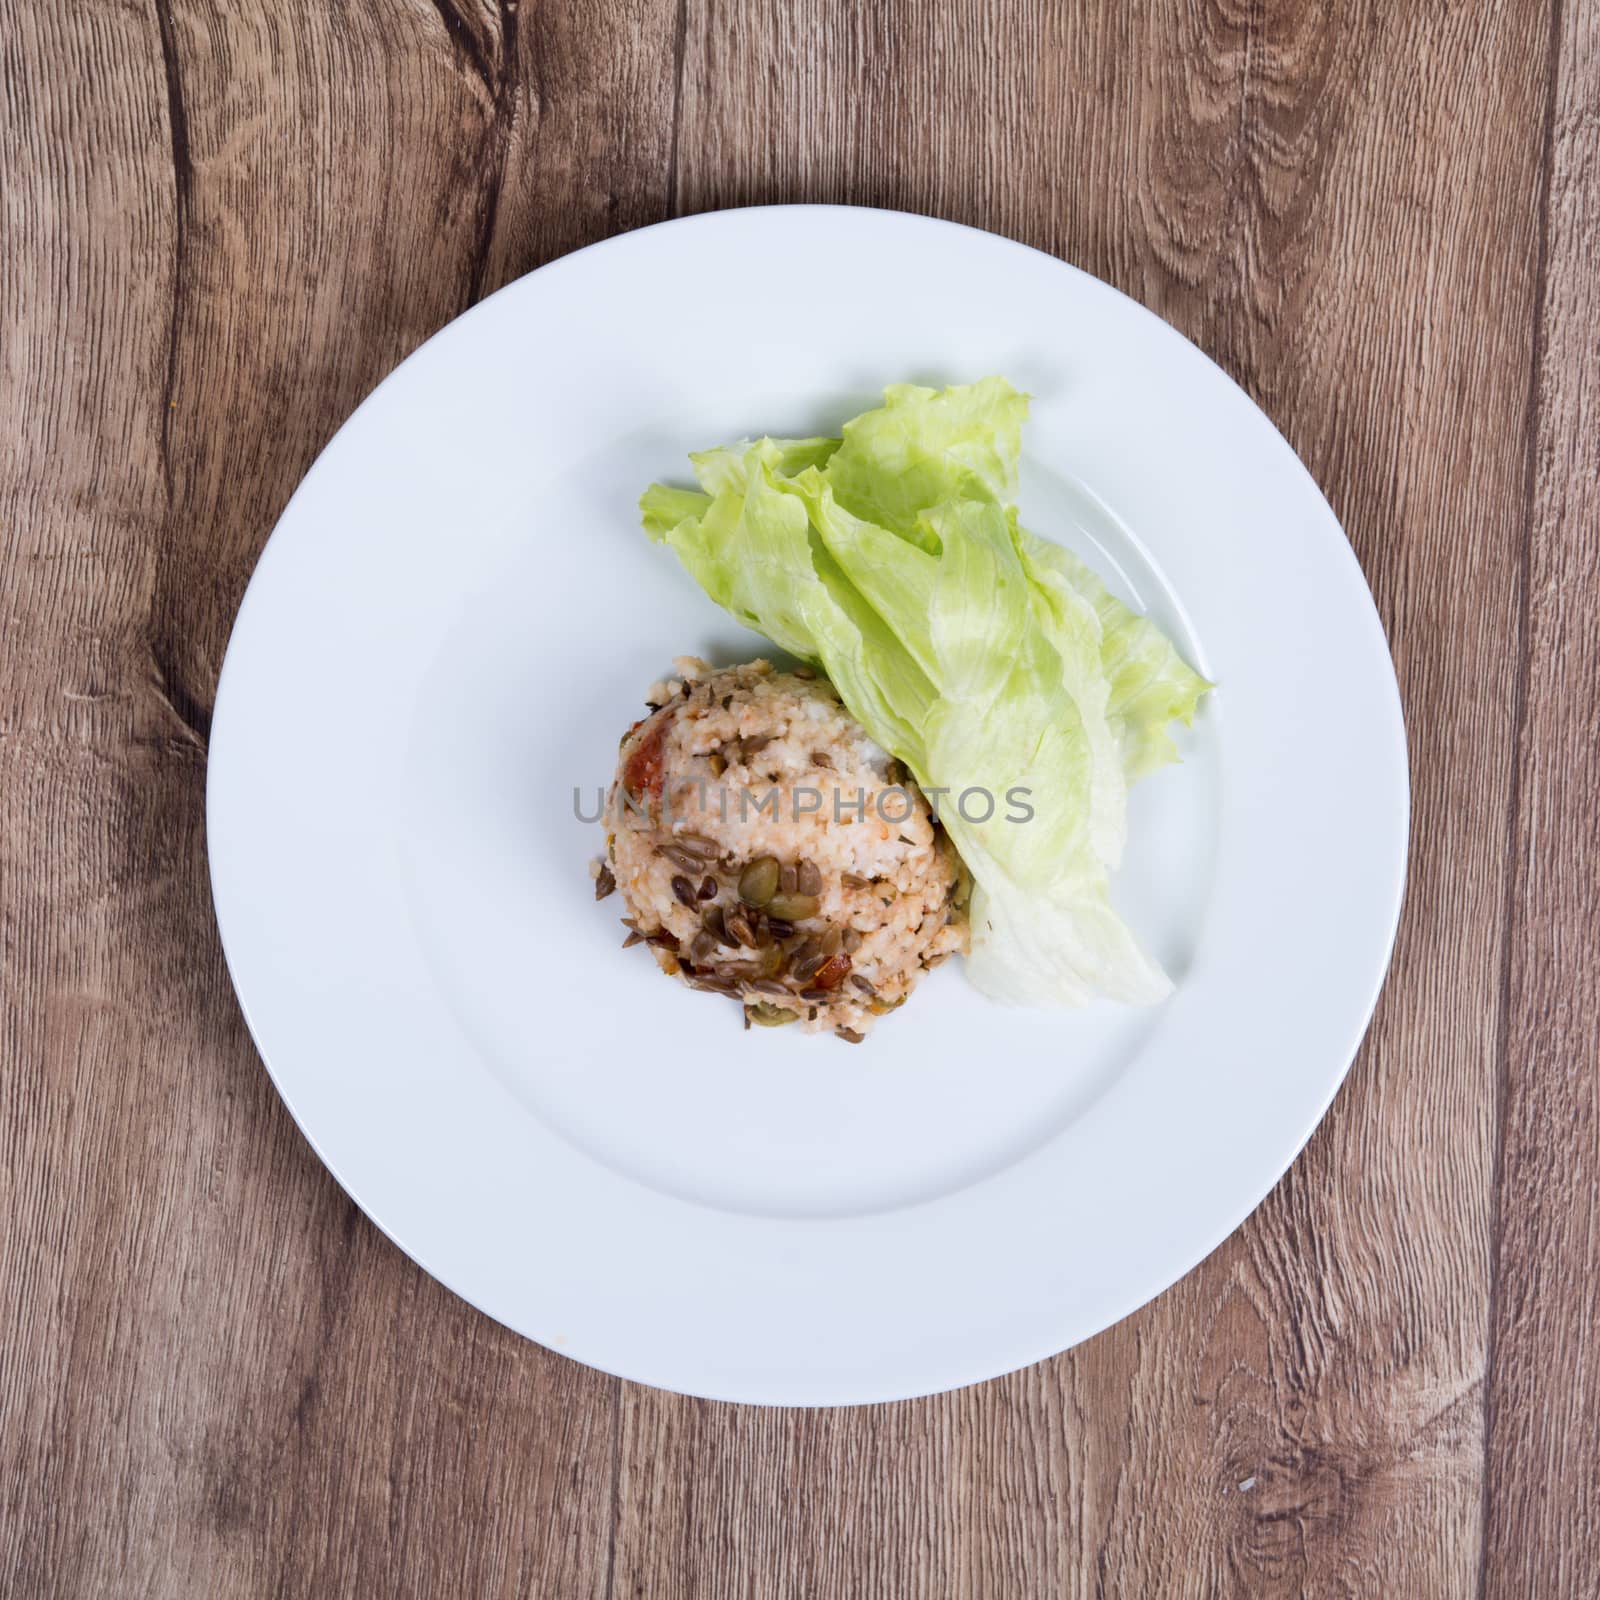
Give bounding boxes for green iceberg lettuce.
[639,379,1209,1007]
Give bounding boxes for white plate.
[208,206,1408,1405]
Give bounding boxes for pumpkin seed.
[766,891,820,922]
[746,1002,796,1028]
[738,855,780,906]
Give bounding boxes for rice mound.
[602,658,967,1040]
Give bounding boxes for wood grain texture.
[1,0,1594,1595]
[658,3,1550,1594]
[2,1,677,1594]
[1482,0,1600,1591]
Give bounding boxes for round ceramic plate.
[208,206,1407,1405]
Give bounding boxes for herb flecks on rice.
[604,661,967,1038]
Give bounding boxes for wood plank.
[606,0,1553,1592]
[1483,0,1600,1589]
[0,1,678,1594]
[2,0,1585,1592]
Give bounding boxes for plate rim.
[207,202,1410,1404]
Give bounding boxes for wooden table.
[4,2,1596,1594]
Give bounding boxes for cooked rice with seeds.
[603,658,967,1039]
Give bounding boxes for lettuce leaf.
[639,380,1210,1008]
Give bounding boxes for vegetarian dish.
[599,659,966,1041]
[597,378,1210,1039]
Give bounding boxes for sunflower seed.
[707,751,727,778]
[849,974,877,995]
[789,942,825,984]
[842,927,862,953]
[674,832,721,860]
[840,872,871,890]
[836,1027,866,1044]
[819,924,842,958]
[594,863,616,901]
[661,845,705,871]
[701,905,729,944]
[689,975,741,997]
[748,979,791,997]
[796,859,822,897]
[810,750,833,769]
[764,919,795,940]
[689,932,718,964]
[779,862,798,894]
[792,665,817,679]
[622,930,645,948]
